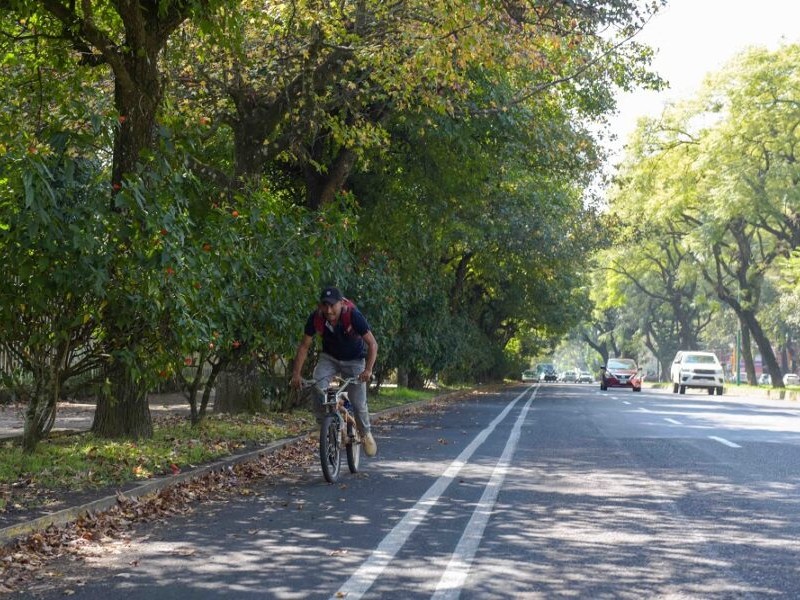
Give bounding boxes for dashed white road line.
[431,389,534,599]
[709,435,741,448]
[331,387,535,600]
[621,400,631,405]
[664,418,682,425]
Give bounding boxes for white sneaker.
[363,432,377,457]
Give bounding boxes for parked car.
[600,358,643,392]
[576,371,594,383]
[521,369,537,383]
[758,373,772,386]
[670,350,724,395]
[783,373,800,386]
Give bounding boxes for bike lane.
[15,386,538,600]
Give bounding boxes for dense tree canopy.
[598,44,800,385]
[0,0,666,448]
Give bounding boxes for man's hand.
[358,369,372,383]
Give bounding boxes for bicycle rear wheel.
[320,414,341,483]
[346,419,360,474]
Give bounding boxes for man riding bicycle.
[290,286,379,457]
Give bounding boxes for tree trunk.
[196,360,225,423]
[305,148,356,209]
[92,361,152,438]
[96,30,170,438]
[739,321,756,385]
[21,369,60,453]
[397,368,409,388]
[677,317,698,351]
[741,309,783,389]
[214,360,265,414]
[22,392,55,453]
[642,327,672,382]
[407,367,425,390]
[659,357,671,382]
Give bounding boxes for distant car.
[670,350,724,395]
[561,370,577,383]
[539,367,557,382]
[758,373,771,385]
[784,373,800,386]
[600,358,643,392]
[521,369,537,383]
[576,371,594,383]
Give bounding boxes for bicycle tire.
[346,419,360,474]
[320,414,341,483]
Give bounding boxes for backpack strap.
[313,298,356,335]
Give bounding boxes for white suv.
[670,351,725,395]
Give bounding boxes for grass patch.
[369,386,441,411]
[0,412,315,496]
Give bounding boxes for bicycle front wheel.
[346,419,360,474]
[320,414,342,483]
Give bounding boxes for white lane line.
[622,400,631,405]
[432,392,534,599]
[709,435,741,448]
[664,418,682,425]
[331,388,534,600]
[638,407,651,413]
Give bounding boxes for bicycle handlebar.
[299,375,359,388]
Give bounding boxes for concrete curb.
[0,392,466,547]
[646,382,799,401]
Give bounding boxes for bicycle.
[301,376,362,483]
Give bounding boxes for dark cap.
[319,286,343,305]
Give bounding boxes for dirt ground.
[0,393,202,440]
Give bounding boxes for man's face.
[319,300,342,323]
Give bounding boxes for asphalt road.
[21,384,800,599]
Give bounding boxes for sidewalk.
[0,393,196,440]
[0,401,91,440]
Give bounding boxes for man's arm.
[290,334,314,388]
[360,331,378,382]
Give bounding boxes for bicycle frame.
[303,376,361,483]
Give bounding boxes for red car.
[600,358,643,392]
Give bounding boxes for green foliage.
[0,124,113,406]
[600,44,800,379]
[0,0,670,416]
[350,86,606,380]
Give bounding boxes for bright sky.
[608,0,800,162]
